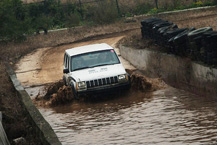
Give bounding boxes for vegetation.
[0,0,216,42]
[146,0,214,15]
[0,0,32,41]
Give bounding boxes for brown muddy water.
[27,86,217,145]
[16,34,217,145]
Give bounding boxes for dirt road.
[15,34,135,87]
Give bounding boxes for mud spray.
[34,70,166,106]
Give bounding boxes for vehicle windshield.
[71,49,120,71]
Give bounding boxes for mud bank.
[120,45,217,98]
[36,71,165,106]
[5,64,61,145]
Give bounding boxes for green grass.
[146,0,214,15]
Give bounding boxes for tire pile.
[141,18,217,65]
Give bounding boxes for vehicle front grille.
[86,76,118,88]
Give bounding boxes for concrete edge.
[134,6,216,19]
[119,44,217,98]
[5,63,62,145]
[155,6,216,15]
[0,112,10,145]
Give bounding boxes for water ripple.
[39,87,217,145]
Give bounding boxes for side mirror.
[63,68,69,73]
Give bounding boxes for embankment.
[5,63,62,145]
[120,45,217,98]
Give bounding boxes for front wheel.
[63,77,67,86]
[70,83,78,99]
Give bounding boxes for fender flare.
[68,78,78,99]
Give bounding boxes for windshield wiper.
[91,63,119,68]
[72,66,94,71]
[72,63,119,71]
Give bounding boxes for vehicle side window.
[67,56,70,70]
[64,54,66,67]
[66,55,68,68]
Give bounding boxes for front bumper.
[77,81,131,96]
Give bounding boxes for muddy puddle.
[16,34,217,145]
[27,85,217,145]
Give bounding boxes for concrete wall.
[5,63,62,145]
[0,112,10,145]
[120,45,217,98]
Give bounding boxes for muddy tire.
[152,21,172,30]
[158,24,178,34]
[207,52,213,65]
[141,18,161,26]
[188,27,212,61]
[164,28,187,40]
[163,28,188,51]
[188,29,212,61]
[63,77,67,86]
[172,28,195,56]
[188,27,213,42]
[173,27,195,44]
[71,83,78,99]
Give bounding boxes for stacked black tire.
[141,18,217,65]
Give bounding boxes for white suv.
[63,43,131,98]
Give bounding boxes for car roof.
[65,43,114,56]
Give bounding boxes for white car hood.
[70,64,126,82]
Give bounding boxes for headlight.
[118,75,126,80]
[76,81,87,90]
[118,74,128,82]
